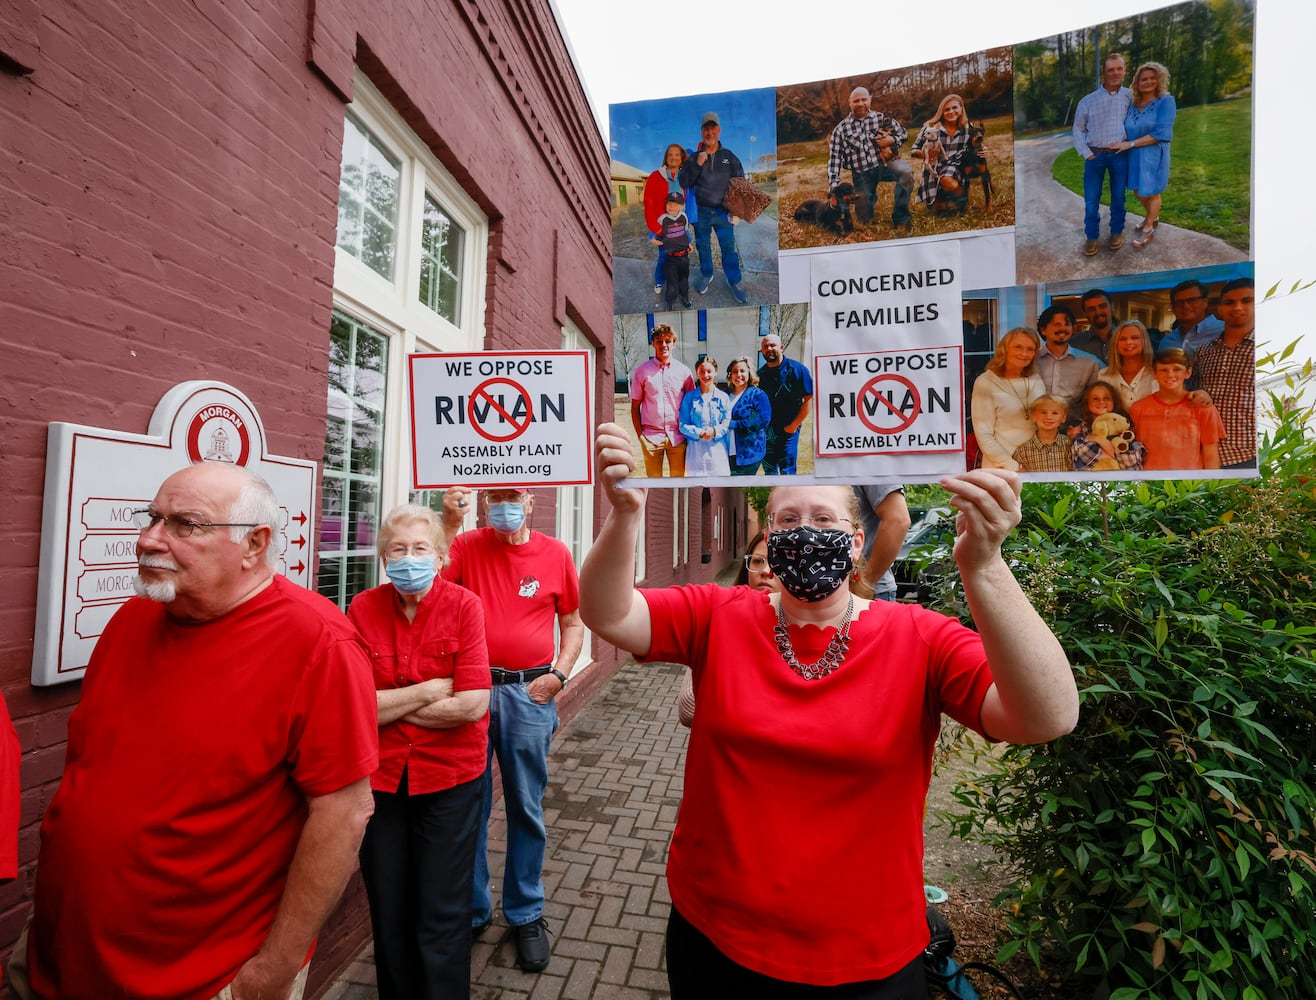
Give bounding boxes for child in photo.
[650,191,693,309]
[679,356,732,476]
[1129,349,1224,470]
[1071,380,1148,471]
[1012,394,1073,472]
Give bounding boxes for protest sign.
[409,351,593,488]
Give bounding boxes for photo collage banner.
[609,0,1255,485]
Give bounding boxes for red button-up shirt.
[348,578,491,795]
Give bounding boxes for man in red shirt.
[441,486,583,973]
[8,462,378,1000]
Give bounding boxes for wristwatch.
[550,668,569,688]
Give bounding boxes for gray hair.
[376,504,445,560]
[226,466,280,567]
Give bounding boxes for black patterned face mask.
[766,526,854,602]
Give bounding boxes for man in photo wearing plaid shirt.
[826,87,914,233]
[1191,277,1256,469]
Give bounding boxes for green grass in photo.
[1051,98,1250,251]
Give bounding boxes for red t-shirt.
[0,693,19,881]
[642,585,994,985]
[442,528,579,669]
[348,579,491,795]
[31,577,379,1000]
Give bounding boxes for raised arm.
[578,423,654,657]
[940,469,1078,744]
[439,487,472,551]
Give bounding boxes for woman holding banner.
[580,424,1076,998]
[970,329,1045,471]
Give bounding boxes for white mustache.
[138,556,179,572]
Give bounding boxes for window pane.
[319,310,389,610]
[348,479,378,550]
[419,193,465,323]
[350,405,382,478]
[336,113,400,281]
[324,411,347,471]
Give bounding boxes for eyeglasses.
[766,512,855,531]
[385,543,437,560]
[131,508,260,539]
[743,554,769,572]
[1171,295,1204,307]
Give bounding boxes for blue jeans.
[653,246,666,286]
[471,680,558,928]
[1083,150,1128,239]
[852,159,913,227]
[692,206,742,285]
[762,428,800,475]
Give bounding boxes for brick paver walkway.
[322,660,688,1000]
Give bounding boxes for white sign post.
[408,351,593,488]
[33,382,318,686]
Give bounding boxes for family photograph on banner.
[777,49,1015,251]
[1012,0,1252,283]
[607,0,1257,488]
[609,89,780,317]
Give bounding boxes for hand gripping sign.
[409,351,593,488]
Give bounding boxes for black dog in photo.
[794,182,857,237]
[958,124,994,212]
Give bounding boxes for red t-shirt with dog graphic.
[443,528,579,669]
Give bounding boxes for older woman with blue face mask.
[349,504,491,1000]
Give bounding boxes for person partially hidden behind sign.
[581,423,1078,997]
[438,486,584,973]
[630,324,695,478]
[349,504,491,999]
[679,356,733,477]
[970,328,1045,471]
[7,462,378,1000]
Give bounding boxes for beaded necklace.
[773,596,856,681]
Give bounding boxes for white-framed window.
[319,74,489,609]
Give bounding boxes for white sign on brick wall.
[33,381,318,686]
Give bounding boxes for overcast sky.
[552,0,1314,368]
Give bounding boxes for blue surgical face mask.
[385,555,437,594]
[488,501,526,534]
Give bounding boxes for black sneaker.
[514,917,551,972]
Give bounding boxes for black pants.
[360,770,483,1000]
[664,252,690,304]
[666,906,927,999]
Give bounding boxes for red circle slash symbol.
[468,377,535,442]
[856,374,920,435]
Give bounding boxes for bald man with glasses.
[10,462,377,1000]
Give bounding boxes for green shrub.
[945,359,1316,999]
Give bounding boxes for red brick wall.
[0,0,613,990]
